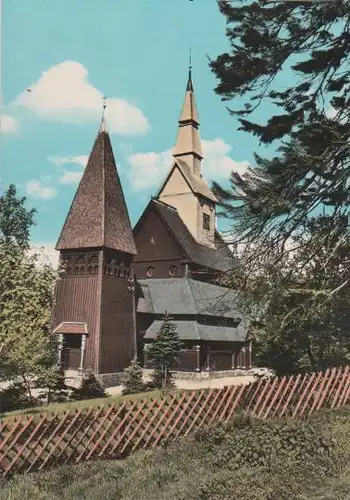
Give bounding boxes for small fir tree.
[122,356,145,395]
[70,372,106,401]
[43,366,69,405]
[147,313,183,389]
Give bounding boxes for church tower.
[52,111,137,382]
[158,69,217,248]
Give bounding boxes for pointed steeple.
[56,110,136,254]
[173,65,203,177]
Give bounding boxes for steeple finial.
[99,95,107,133]
[187,45,193,92]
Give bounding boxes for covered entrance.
[53,322,88,372]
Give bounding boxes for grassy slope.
[0,390,162,421]
[1,407,349,500]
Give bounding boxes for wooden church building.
[51,70,251,385]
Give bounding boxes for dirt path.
[106,375,256,396]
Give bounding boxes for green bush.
[69,372,106,401]
[0,382,37,413]
[122,357,145,395]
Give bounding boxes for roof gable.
[133,200,186,260]
[157,160,217,203]
[150,200,235,272]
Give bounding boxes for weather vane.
[99,96,108,132]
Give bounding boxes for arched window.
[146,266,155,277]
[169,266,178,277]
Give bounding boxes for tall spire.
[56,114,136,254]
[173,58,203,176]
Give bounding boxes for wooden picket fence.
[0,366,349,479]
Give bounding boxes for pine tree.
[122,356,145,395]
[208,1,350,374]
[70,372,106,401]
[147,313,183,389]
[211,0,349,143]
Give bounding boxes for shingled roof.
[137,278,241,318]
[144,320,246,342]
[151,200,236,272]
[56,124,136,254]
[139,278,248,342]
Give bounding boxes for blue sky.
[1,0,278,251]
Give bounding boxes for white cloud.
[202,138,250,178]
[59,170,83,185]
[1,114,19,133]
[127,138,250,191]
[25,180,57,199]
[48,154,88,185]
[29,243,59,269]
[48,154,89,168]
[128,150,172,191]
[13,60,150,136]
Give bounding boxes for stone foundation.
[64,370,123,389]
[143,367,274,381]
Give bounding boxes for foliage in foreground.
[0,184,61,410]
[209,0,350,376]
[1,407,349,500]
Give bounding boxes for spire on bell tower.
[99,96,108,133]
[173,53,203,177]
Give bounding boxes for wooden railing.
[0,366,349,479]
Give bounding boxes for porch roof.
[53,322,88,335]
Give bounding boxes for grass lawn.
[0,407,349,500]
[0,389,162,421]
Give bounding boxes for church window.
[169,266,178,277]
[146,266,155,277]
[203,213,210,231]
[88,254,98,264]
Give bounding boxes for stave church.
[51,68,252,386]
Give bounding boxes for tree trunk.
[164,365,168,388]
[22,373,33,403]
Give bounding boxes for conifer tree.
[147,313,183,388]
[122,356,145,395]
[208,0,350,373]
[70,372,106,401]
